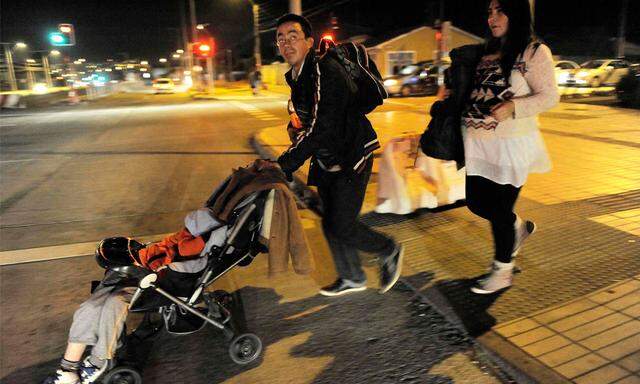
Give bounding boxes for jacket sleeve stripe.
[285,61,322,154]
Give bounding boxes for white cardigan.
[462,43,560,187]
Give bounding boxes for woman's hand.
[490,101,515,122]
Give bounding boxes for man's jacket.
[208,161,314,276]
[277,49,380,185]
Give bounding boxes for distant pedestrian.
[249,65,262,95]
[447,0,559,294]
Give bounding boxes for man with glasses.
[274,14,403,296]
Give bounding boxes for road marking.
[0,124,17,127]
[0,159,38,164]
[0,232,172,266]
[229,101,282,122]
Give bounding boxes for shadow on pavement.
[427,276,507,338]
[4,272,479,384]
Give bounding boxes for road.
[1,87,637,383]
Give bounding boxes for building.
[363,25,484,77]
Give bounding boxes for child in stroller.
[42,186,271,384]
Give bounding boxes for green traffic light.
[49,32,68,46]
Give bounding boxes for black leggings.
[465,175,522,263]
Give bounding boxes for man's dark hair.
[276,13,313,38]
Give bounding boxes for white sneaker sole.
[470,283,511,295]
[319,285,367,297]
[379,245,404,294]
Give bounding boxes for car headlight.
[576,71,590,78]
[384,79,398,86]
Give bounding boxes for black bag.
[419,98,463,163]
[320,40,388,114]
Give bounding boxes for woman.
[461,0,559,294]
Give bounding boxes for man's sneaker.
[319,279,367,297]
[380,244,404,294]
[512,217,536,257]
[79,357,108,384]
[41,370,80,384]
[471,262,513,294]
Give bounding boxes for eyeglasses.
[276,34,302,47]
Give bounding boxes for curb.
[251,130,575,383]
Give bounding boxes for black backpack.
[319,40,387,114]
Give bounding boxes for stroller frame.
[101,191,269,383]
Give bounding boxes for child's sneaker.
[79,357,108,384]
[41,370,80,384]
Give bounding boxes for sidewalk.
[252,98,640,384]
[190,81,290,101]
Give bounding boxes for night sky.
[2,0,639,63]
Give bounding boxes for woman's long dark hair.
[485,0,538,84]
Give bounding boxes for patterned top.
[461,44,559,187]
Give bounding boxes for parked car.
[616,64,640,108]
[554,60,580,86]
[383,63,440,97]
[152,78,175,94]
[566,59,631,88]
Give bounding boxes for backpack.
[319,40,388,114]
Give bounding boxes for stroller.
[95,187,271,384]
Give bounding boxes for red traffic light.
[193,39,215,58]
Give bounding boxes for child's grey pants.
[68,284,135,365]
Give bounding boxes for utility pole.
[3,46,17,91]
[25,61,35,89]
[42,55,53,87]
[180,0,192,78]
[289,0,301,15]
[189,0,199,88]
[529,0,535,24]
[252,3,262,67]
[617,0,629,57]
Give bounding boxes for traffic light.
[193,39,215,58]
[49,24,75,46]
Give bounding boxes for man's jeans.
[317,158,396,282]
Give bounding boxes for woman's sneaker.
[41,370,80,384]
[471,261,514,294]
[512,217,536,257]
[79,357,108,384]
[319,279,367,296]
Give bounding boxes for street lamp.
[141,60,148,65]
[176,49,184,54]
[159,58,167,63]
[15,42,27,49]
[172,54,181,59]
[50,50,61,56]
[1,42,27,90]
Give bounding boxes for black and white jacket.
[277,49,380,186]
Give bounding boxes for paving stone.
[509,326,556,347]
[579,320,640,350]
[614,375,640,384]
[538,344,591,368]
[556,353,609,379]
[534,299,600,325]
[618,351,640,373]
[565,313,633,341]
[590,281,640,304]
[623,304,640,318]
[494,318,540,338]
[548,305,615,332]
[522,334,573,357]
[606,291,640,311]
[573,364,632,384]
[597,333,640,361]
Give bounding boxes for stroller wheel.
[228,333,262,365]
[101,366,142,384]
